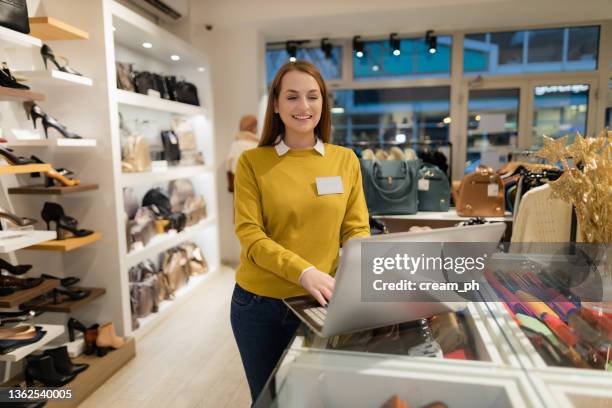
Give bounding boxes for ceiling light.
[171,54,180,61]
[321,38,333,59]
[475,115,481,121]
[395,133,406,143]
[142,42,152,48]
[286,41,297,62]
[443,117,451,124]
[372,64,379,72]
[390,33,400,56]
[425,30,437,54]
[197,67,206,72]
[353,36,365,58]
[331,107,345,114]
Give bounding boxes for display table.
[375,209,514,241]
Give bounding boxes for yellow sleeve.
[340,154,370,245]
[234,153,312,284]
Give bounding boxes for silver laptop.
[284,223,506,337]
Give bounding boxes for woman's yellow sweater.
[234,143,370,299]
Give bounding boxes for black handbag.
[0,0,30,34]
[165,75,177,101]
[161,130,181,163]
[133,71,168,98]
[174,81,200,106]
[142,188,172,217]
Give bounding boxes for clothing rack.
[340,140,453,181]
[508,149,547,164]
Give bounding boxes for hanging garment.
[511,184,572,244]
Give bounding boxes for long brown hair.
[259,60,331,146]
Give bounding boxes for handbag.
[183,195,206,226]
[0,0,29,34]
[142,188,172,217]
[169,178,195,212]
[179,242,208,276]
[417,164,450,212]
[133,71,168,98]
[127,207,157,250]
[116,62,135,92]
[161,248,189,295]
[360,159,419,215]
[122,133,152,173]
[123,187,140,219]
[130,276,159,318]
[174,80,200,106]
[161,130,181,163]
[456,165,505,217]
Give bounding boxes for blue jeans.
[230,283,300,404]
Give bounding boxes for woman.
[231,60,370,402]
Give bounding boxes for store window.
[329,86,451,146]
[464,26,599,75]
[465,89,519,174]
[265,46,342,84]
[353,36,452,80]
[532,84,589,146]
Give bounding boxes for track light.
[353,35,364,58]
[390,33,400,56]
[425,30,437,54]
[321,38,333,59]
[286,41,297,62]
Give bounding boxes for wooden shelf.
[0,163,51,175]
[0,324,65,362]
[14,69,93,87]
[20,287,106,313]
[3,337,135,408]
[0,87,45,102]
[29,17,90,40]
[0,279,59,308]
[8,183,99,195]
[26,232,102,252]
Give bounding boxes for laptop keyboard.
[304,306,327,326]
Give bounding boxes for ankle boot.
[43,346,88,376]
[25,354,76,387]
[96,322,124,356]
[83,324,99,355]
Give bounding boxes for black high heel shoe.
[0,62,29,90]
[23,102,82,139]
[0,146,36,166]
[40,202,93,240]
[40,44,82,76]
[40,273,79,287]
[0,258,32,275]
[52,287,90,304]
[67,318,99,355]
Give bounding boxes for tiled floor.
[80,266,251,408]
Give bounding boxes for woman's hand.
[299,267,335,307]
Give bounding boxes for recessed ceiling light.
[372,65,379,72]
[142,42,152,48]
[171,55,180,61]
[197,67,206,72]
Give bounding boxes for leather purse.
[417,163,450,212]
[456,165,505,217]
[123,187,140,219]
[116,62,135,92]
[179,242,208,276]
[122,133,152,173]
[174,80,200,106]
[133,71,168,98]
[161,130,181,163]
[169,178,195,212]
[142,188,172,217]
[161,248,189,295]
[0,0,29,34]
[130,277,159,318]
[172,118,198,151]
[360,159,420,215]
[183,195,206,226]
[127,207,157,250]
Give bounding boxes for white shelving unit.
[120,164,213,187]
[109,0,219,337]
[0,230,57,253]
[0,25,42,48]
[0,325,65,363]
[1,138,97,147]
[115,88,206,116]
[125,216,216,268]
[15,69,93,87]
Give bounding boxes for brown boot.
[96,322,124,355]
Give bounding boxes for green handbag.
[360,159,419,215]
[417,164,450,212]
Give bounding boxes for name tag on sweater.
[316,176,343,195]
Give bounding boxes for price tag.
[487,183,499,197]
[132,241,144,251]
[147,89,161,98]
[418,179,430,191]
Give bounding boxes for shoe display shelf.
[7,183,99,195]
[14,69,93,87]
[1,138,97,147]
[0,86,45,102]
[19,287,106,313]
[0,230,57,253]
[0,279,60,308]
[111,0,220,338]
[4,337,136,408]
[25,232,103,252]
[28,16,90,41]
[0,25,42,48]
